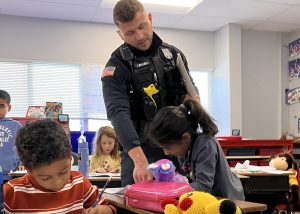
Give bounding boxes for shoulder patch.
[101,66,116,78]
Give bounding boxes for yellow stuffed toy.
[163,191,242,214]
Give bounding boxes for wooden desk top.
[8,171,121,182]
[103,190,267,213]
[103,192,156,214]
[89,176,121,182]
[231,167,294,177]
[226,155,270,160]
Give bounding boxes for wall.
[287,29,300,137]
[229,25,242,135]
[280,33,290,136]
[0,14,214,69]
[214,24,242,136]
[214,25,230,136]
[241,30,282,139]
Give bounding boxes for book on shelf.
[26,106,46,118]
[44,102,62,119]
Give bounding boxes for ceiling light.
[101,0,204,14]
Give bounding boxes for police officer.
[101,0,198,186]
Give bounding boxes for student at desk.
[145,99,244,200]
[89,126,121,173]
[4,119,117,214]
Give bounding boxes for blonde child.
[89,126,121,173]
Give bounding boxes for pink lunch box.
[124,180,193,212]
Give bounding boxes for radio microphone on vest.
[176,53,198,98]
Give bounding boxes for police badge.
[161,48,173,60]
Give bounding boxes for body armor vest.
[120,43,186,123]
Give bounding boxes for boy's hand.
[85,205,113,214]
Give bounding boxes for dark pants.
[120,143,178,187]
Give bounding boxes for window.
[190,69,214,115]
[0,60,213,131]
[0,61,82,131]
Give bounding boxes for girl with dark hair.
[145,99,244,200]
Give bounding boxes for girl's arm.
[190,136,218,192]
[89,156,98,173]
[111,157,121,173]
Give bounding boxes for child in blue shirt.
[145,99,244,200]
[0,89,22,180]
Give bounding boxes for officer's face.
[117,10,153,51]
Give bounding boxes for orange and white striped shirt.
[4,171,116,213]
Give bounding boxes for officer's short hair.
[0,89,11,104]
[113,0,145,26]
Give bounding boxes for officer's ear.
[117,30,124,41]
[148,13,152,23]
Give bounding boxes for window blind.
[0,62,29,116]
[0,61,82,119]
[29,62,82,118]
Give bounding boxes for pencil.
[92,175,113,208]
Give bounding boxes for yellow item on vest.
[143,84,159,108]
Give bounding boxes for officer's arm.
[101,61,141,153]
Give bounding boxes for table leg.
[285,191,291,214]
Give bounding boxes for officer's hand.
[133,163,153,183]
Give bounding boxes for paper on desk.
[10,170,27,174]
[89,172,121,177]
[234,160,294,174]
[104,185,129,196]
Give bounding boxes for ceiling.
[1,0,300,32]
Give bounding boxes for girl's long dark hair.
[145,99,218,146]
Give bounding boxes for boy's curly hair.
[16,119,72,171]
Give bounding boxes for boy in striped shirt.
[4,119,116,214]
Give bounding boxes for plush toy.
[269,152,299,208]
[147,159,188,182]
[162,191,242,214]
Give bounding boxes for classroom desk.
[102,190,267,213]
[8,171,121,188]
[235,170,291,213]
[89,176,121,187]
[226,155,270,160]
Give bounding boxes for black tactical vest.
[120,43,186,123]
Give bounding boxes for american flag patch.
[101,66,116,78]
